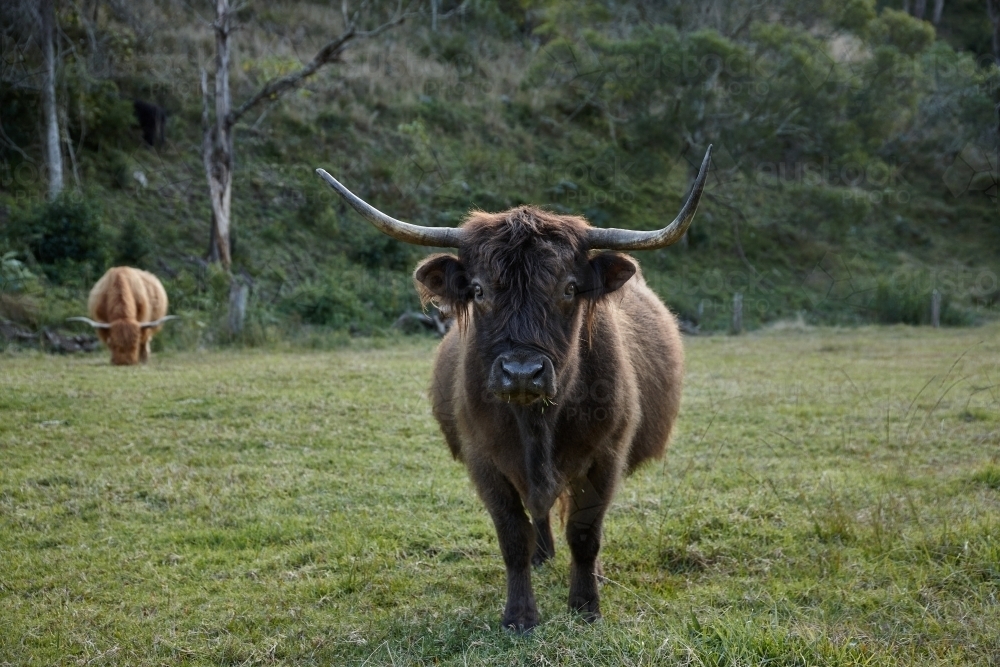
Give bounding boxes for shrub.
[0,252,38,294]
[115,218,154,268]
[277,263,418,331]
[6,195,111,285]
[872,280,971,326]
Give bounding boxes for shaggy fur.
[414,206,684,631]
[88,267,170,365]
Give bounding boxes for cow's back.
[88,267,167,324]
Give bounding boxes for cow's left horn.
[315,169,465,247]
[586,145,713,251]
[140,315,179,329]
[67,317,111,329]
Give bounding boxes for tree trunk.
[199,0,406,271]
[40,0,63,199]
[932,0,944,24]
[201,0,234,270]
[913,0,927,19]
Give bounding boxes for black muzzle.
[488,350,557,405]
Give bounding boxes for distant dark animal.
[68,267,177,365]
[316,147,712,631]
[133,100,167,147]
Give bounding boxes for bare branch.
[438,0,470,22]
[227,27,357,127]
[226,0,409,128]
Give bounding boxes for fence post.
[931,289,941,328]
[732,292,743,335]
[228,277,249,336]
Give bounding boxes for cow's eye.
[472,283,484,301]
[564,283,576,299]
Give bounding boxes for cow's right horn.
[67,317,111,329]
[315,169,465,247]
[140,315,179,329]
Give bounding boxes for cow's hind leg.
[470,461,539,632]
[531,514,555,567]
[565,463,616,622]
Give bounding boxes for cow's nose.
[491,352,556,404]
[501,359,546,392]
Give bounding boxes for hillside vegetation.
[1,0,999,343]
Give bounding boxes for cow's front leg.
[469,461,539,632]
[565,462,616,622]
[139,339,151,363]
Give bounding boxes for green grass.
[1,325,999,665]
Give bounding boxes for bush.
[0,252,38,294]
[115,218,154,268]
[872,280,971,326]
[6,195,111,285]
[277,263,418,331]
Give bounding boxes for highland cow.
[316,146,712,631]
[69,266,176,365]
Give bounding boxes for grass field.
[1,325,998,665]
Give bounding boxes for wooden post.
[732,292,743,335]
[228,278,249,336]
[931,289,941,328]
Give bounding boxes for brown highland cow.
[317,146,712,631]
[69,266,176,365]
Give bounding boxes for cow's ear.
[414,254,470,306]
[587,252,636,297]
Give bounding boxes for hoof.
[569,596,601,623]
[502,612,539,634]
[531,549,553,568]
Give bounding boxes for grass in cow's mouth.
[1,324,998,665]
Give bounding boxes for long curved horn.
[315,169,465,247]
[586,145,713,250]
[140,315,179,329]
[67,317,111,329]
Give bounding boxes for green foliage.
[0,252,38,294]
[277,262,417,331]
[64,64,136,154]
[1,0,997,337]
[871,8,936,56]
[6,195,110,285]
[872,277,971,326]
[114,218,154,268]
[833,0,877,35]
